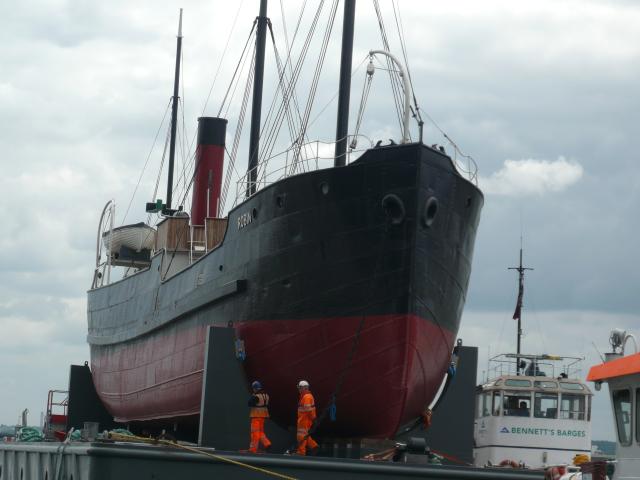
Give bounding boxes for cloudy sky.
[2,0,639,443]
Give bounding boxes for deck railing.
[486,353,584,381]
[235,136,479,205]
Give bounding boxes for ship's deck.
[0,440,543,480]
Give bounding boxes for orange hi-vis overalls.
[249,392,272,453]
[296,391,318,455]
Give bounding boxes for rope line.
[257,0,326,177]
[121,99,172,225]
[106,432,298,480]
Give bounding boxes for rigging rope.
[257,0,326,175]
[351,59,374,149]
[265,21,315,179]
[121,99,172,225]
[392,0,423,130]
[289,0,339,174]
[169,0,247,217]
[220,48,255,213]
[307,55,368,129]
[372,0,405,136]
[219,21,259,118]
[202,0,246,118]
[144,122,173,228]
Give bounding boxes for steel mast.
[165,9,183,212]
[247,0,269,197]
[334,0,356,167]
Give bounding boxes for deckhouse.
[587,329,640,479]
[474,353,592,468]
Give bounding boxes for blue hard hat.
[251,380,262,390]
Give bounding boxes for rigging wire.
[289,0,339,173]
[392,0,423,130]
[372,0,405,135]
[173,98,188,206]
[279,0,291,54]
[257,0,324,172]
[275,0,313,164]
[170,0,247,215]
[202,0,246,118]
[265,21,315,178]
[180,51,188,195]
[181,0,247,159]
[219,21,258,118]
[168,18,257,218]
[351,60,374,148]
[121,99,172,225]
[259,0,326,166]
[220,48,256,212]
[307,55,368,129]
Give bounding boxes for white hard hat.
[297,380,310,388]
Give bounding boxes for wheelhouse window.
[505,379,532,387]
[534,380,557,389]
[534,392,558,419]
[560,382,585,391]
[503,391,531,417]
[612,389,632,446]
[492,391,501,416]
[560,394,586,420]
[477,391,492,418]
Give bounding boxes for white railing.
[234,136,372,205]
[486,353,584,381]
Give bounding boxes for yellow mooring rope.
[107,432,298,480]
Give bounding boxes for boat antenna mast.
[508,240,533,375]
[334,0,356,166]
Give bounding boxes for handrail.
[235,136,372,204]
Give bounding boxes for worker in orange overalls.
[248,380,271,453]
[296,380,319,455]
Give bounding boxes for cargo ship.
[87,1,483,439]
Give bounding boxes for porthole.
[276,195,285,208]
[320,182,330,195]
[422,196,439,228]
[252,208,258,219]
[465,197,472,208]
[282,279,291,288]
[381,194,405,225]
[219,265,223,272]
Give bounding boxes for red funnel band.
[192,117,227,224]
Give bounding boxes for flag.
[512,275,523,320]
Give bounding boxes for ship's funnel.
[191,117,227,225]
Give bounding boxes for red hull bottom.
[91,314,455,438]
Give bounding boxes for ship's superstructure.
[588,329,640,479]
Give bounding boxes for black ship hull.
[87,142,483,438]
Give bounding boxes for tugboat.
[587,328,640,479]
[87,2,483,440]
[473,248,592,469]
